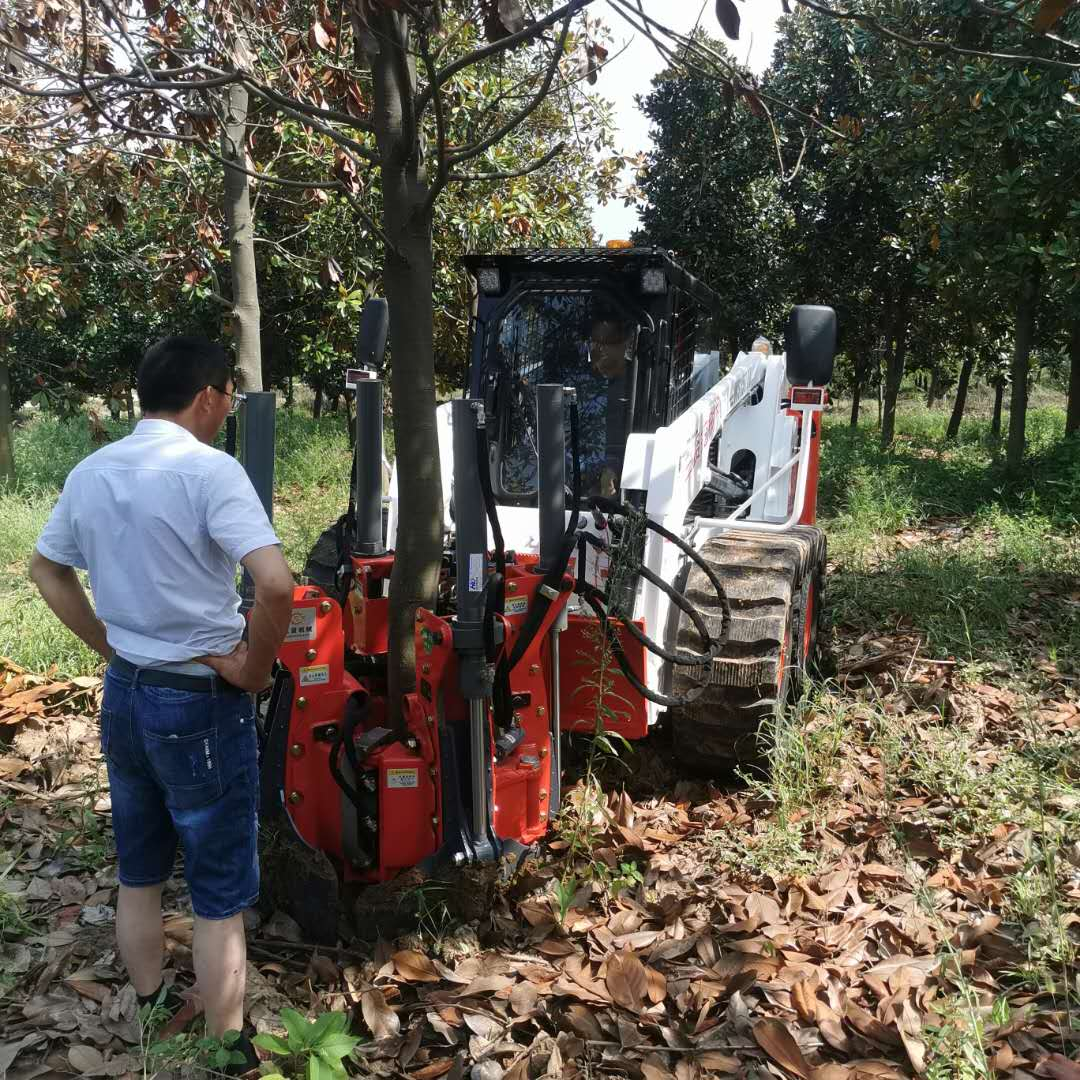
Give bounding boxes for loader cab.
[465,248,721,507]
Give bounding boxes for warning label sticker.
[299,664,330,687]
[286,607,317,642]
[386,768,419,789]
[504,595,528,616]
[468,552,484,592]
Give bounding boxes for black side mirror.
[784,305,836,386]
[356,297,389,371]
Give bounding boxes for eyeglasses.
[210,385,246,414]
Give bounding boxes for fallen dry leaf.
[605,949,648,1011]
[753,1018,811,1078]
[394,949,440,983]
[361,988,401,1040]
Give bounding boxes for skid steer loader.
[249,246,835,936]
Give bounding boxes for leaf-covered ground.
[1,402,1078,1079]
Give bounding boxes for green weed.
[253,1008,361,1080]
[145,1027,250,1077]
[704,692,849,882]
[0,889,37,942]
[924,992,994,1080]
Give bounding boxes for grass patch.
[708,691,853,881]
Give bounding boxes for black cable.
[577,583,709,709]
[579,531,718,665]
[588,494,729,610]
[570,496,731,709]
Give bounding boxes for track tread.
[669,526,826,771]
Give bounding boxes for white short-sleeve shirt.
[36,418,281,669]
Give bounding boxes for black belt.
[109,655,243,695]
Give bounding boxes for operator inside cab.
[584,299,634,498]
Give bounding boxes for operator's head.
[589,300,634,380]
[137,335,237,444]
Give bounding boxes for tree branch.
[416,0,595,117]
[447,140,565,181]
[793,0,1080,71]
[446,10,575,167]
[238,77,376,135]
[242,79,380,163]
[336,186,402,260]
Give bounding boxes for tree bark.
[0,351,14,485]
[125,384,136,420]
[946,319,976,441]
[850,374,862,427]
[946,355,974,441]
[313,386,324,419]
[371,12,443,713]
[220,82,263,392]
[1005,264,1041,469]
[881,285,913,450]
[926,362,942,408]
[991,379,1005,442]
[1067,319,1080,436]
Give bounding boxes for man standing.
[30,336,294,1074]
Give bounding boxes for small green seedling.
[253,1008,361,1080]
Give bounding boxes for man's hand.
[199,545,293,693]
[199,642,269,692]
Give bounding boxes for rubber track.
[669,526,825,771]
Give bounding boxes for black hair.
[136,336,232,413]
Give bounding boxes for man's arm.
[201,545,293,692]
[29,550,111,660]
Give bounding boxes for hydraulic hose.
[578,531,719,666]
[577,582,710,709]
[572,495,731,710]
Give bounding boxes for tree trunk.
[850,374,862,428]
[313,386,324,419]
[881,286,912,450]
[371,12,443,713]
[1067,319,1080,436]
[220,82,263,392]
[946,355,974,441]
[125,384,136,420]
[991,379,1005,442]
[946,319,976,441]
[926,363,942,408]
[1005,265,1041,469]
[329,393,340,413]
[0,352,14,485]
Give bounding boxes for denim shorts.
[100,663,259,919]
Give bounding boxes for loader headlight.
[476,267,502,294]
[640,266,667,295]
